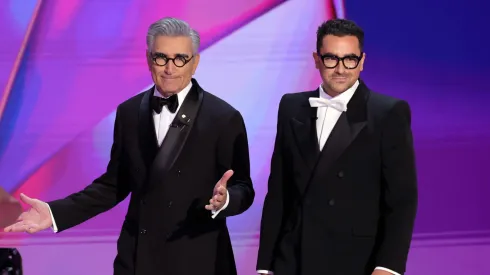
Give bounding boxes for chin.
[159,83,178,92]
[333,82,354,93]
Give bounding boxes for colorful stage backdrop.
[1,0,489,274]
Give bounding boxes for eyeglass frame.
[317,52,364,69]
[150,52,194,68]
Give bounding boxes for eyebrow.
[153,52,190,58]
[322,52,361,57]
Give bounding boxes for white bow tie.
[308,97,347,112]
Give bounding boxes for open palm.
[205,170,233,211]
[4,193,52,233]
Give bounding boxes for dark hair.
[316,19,364,53]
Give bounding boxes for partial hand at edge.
[0,188,22,228]
[3,193,53,234]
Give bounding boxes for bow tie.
[308,97,347,112]
[151,95,179,114]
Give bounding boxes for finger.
[217,186,226,195]
[218,170,234,187]
[4,222,27,233]
[20,193,36,206]
[213,184,220,195]
[212,199,222,208]
[213,195,222,203]
[205,199,216,210]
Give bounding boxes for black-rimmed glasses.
[318,52,363,69]
[151,53,193,67]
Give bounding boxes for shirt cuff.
[375,266,400,275]
[256,270,273,274]
[45,202,58,233]
[211,190,229,219]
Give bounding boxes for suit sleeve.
[47,106,131,232]
[376,100,418,273]
[256,95,287,271]
[214,110,255,218]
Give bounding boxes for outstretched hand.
[205,170,233,211]
[3,193,53,233]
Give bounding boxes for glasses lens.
[173,56,186,67]
[323,56,338,68]
[342,57,359,69]
[154,56,167,66]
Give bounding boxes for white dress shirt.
[257,80,399,275]
[48,81,229,232]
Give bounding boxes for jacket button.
[168,201,173,208]
[328,199,335,206]
[140,229,147,235]
[140,199,146,205]
[337,171,344,178]
[177,170,181,176]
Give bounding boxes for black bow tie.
[151,95,178,114]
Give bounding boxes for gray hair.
[146,17,200,54]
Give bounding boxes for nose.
[334,62,346,74]
[164,62,176,75]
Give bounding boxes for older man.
[5,17,254,275]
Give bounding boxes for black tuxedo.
[48,79,255,275]
[257,80,417,274]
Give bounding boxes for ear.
[359,52,366,72]
[312,52,321,69]
[146,50,152,71]
[191,54,200,75]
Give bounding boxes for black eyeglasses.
[318,52,363,69]
[151,53,193,67]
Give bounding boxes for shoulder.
[200,91,245,126]
[279,90,317,106]
[116,89,148,114]
[277,89,318,116]
[202,91,239,114]
[367,89,412,123]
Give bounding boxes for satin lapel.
[290,90,321,173]
[137,87,159,178]
[149,79,203,187]
[316,80,369,173]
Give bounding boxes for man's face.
[313,35,365,96]
[147,35,200,96]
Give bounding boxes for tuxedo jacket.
[48,79,255,275]
[257,80,418,274]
